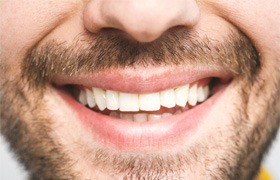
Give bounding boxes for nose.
[83,0,200,42]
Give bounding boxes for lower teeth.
[110,112,172,122]
[108,108,185,122]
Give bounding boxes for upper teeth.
[78,83,210,112]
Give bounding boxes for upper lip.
[53,65,232,93]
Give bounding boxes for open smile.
[53,66,232,150]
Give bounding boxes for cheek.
[204,0,280,54]
[0,0,81,63]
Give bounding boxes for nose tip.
[83,0,200,42]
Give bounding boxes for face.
[1,0,280,179]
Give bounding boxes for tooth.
[119,93,139,112]
[133,113,148,122]
[139,93,160,111]
[120,113,134,121]
[188,84,198,106]
[175,84,189,107]
[162,113,172,118]
[85,89,96,108]
[109,111,120,118]
[93,88,107,111]
[148,114,162,121]
[106,90,119,110]
[204,86,210,99]
[197,85,210,102]
[79,90,88,105]
[197,86,205,102]
[160,89,176,108]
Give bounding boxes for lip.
[53,65,232,93]
[53,66,231,150]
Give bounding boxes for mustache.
[22,28,260,87]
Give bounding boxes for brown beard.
[22,28,259,89]
[0,27,279,179]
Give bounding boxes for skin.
[1,0,280,179]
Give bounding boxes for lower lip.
[56,85,227,150]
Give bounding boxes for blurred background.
[1,131,280,179]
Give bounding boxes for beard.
[0,27,279,179]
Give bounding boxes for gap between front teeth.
[78,83,210,112]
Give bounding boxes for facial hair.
[0,27,279,179]
[22,28,259,88]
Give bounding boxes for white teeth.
[188,84,198,106]
[85,89,96,108]
[133,113,148,122]
[106,90,119,110]
[78,90,88,105]
[204,86,210,99]
[79,83,210,113]
[119,93,139,112]
[197,86,205,103]
[175,84,189,107]
[160,89,176,108]
[114,112,179,122]
[93,88,107,111]
[139,92,161,111]
[197,86,209,103]
[162,113,172,118]
[148,114,162,121]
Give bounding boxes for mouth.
[53,66,232,150]
[76,78,211,121]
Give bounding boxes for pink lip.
[53,66,231,150]
[54,65,231,93]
